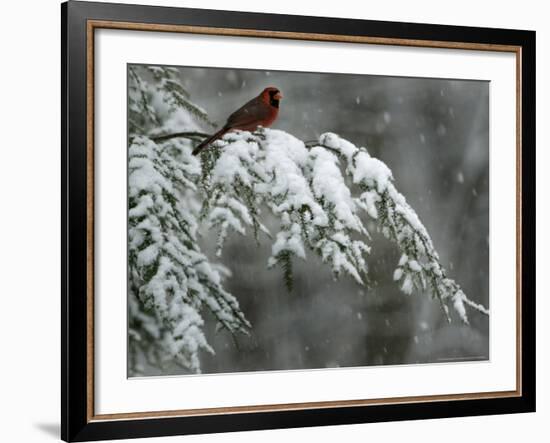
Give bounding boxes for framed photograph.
[61,1,535,441]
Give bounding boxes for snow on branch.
[128,66,256,375]
[199,129,488,323]
[128,136,250,374]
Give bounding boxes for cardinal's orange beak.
[274,92,283,100]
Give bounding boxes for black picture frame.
[62,1,536,441]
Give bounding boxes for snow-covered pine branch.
[128,65,215,137]
[199,129,489,324]
[128,136,250,374]
[128,67,250,375]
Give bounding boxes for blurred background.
[161,66,489,375]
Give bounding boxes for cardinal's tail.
[192,127,230,156]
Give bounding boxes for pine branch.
[201,129,488,323]
[151,131,210,143]
[128,135,250,374]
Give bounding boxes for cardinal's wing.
[226,97,270,129]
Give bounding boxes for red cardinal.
[192,87,283,156]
